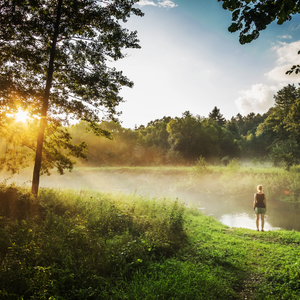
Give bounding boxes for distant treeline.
[1,84,298,172]
[70,84,300,169]
[70,106,269,166]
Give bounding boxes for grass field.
[0,185,300,299]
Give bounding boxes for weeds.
[194,155,209,173]
[227,158,241,172]
[1,185,300,299]
[0,187,189,299]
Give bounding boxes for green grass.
[1,185,300,299]
[73,166,196,172]
[73,165,283,174]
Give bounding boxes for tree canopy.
[218,0,300,44]
[257,84,300,169]
[0,0,143,194]
[209,106,226,127]
[218,0,300,74]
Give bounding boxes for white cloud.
[137,0,157,6]
[158,0,178,8]
[235,84,278,115]
[289,24,300,31]
[265,40,300,82]
[136,0,177,8]
[277,35,292,39]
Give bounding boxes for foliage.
[166,111,239,162]
[209,106,226,127]
[235,112,269,136]
[1,86,294,171]
[0,114,88,175]
[258,85,300,169]
[286,50,300,75]
[167,112,216,161]
[289,165,300,173]
[218,0,300,44]
[195,155,208,173]
[0,0,143,123]
[0,0,144,193]
[69,111,246,167]
[218,0,300,75]
[70,121,162,166]
[227,158,241,171]
[226,117,240,139]
[0,187,188,299]
[269,140,300,170]
[1,185,300,299]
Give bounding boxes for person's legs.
[256,214,259,230]
[261,214,265,231]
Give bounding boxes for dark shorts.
[255,207,266,214]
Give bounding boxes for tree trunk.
[31,0,63,196]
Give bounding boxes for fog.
[2,168,300,232]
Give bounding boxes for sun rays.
[14,109,30,123]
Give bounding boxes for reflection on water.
[219,213,279,231]
[193,194,299,231]
[2,168,300,231]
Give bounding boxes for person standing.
[253,185,267,231]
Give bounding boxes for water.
[2,168,300,231]
[193,194,284,231]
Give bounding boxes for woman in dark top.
[253,185,267,231]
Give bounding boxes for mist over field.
[2,165,300,231]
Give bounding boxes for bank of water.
[191,194,300,231]
[2,167,300,231]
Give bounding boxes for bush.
[195,156,208,173]
[290,165,300,173]
[0,184,40,220]
[0,187,189,299]
[227,158,241,171]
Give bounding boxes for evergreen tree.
[209,106,226,127]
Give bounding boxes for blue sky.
[113,0,300,128]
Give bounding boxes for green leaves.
[258,84,300,169]
[0,0,144,180]
[218,0,300,44]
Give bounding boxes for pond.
[189,193,300,232]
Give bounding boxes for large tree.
[218,0,300,74]
[0,0,143,194]
[256,84,300,168]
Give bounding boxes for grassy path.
[186,214,300,299]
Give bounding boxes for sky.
[111,0,300,129]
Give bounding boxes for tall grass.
[1,185,300,299]
[0,186,188,299]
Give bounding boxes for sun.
[15,109,30,122]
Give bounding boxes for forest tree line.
[70,84,300,169]
[0,84,299,172]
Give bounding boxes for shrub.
[195,156,208,173]
[290,165,300,173]
[227,158,241,171]
[0,187,189,299]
